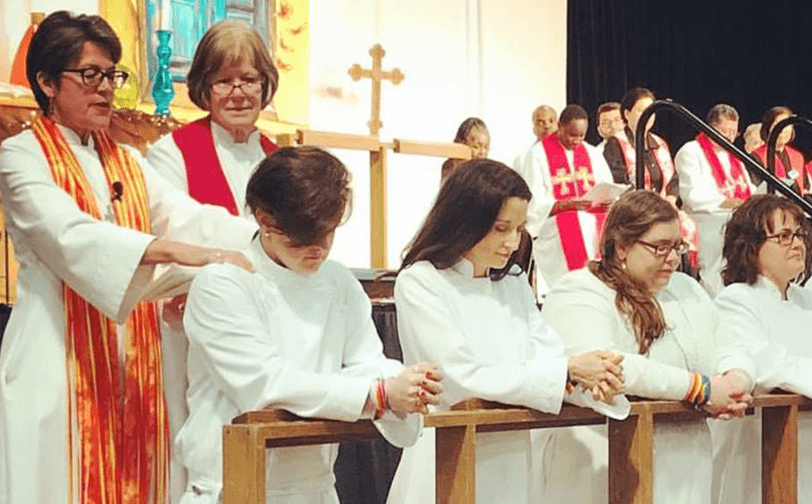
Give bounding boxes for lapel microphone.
[111,181,124,202]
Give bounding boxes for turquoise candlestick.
[152,30,175,117]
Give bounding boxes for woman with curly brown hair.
[540,189,753,504]
[713,194,812,504]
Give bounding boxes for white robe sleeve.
[332,266,421,447]
[145,133,188,192]
[395,267,568,414]
[0,133,155,322]
[513,145,554,239]
[183,263,375,421]
[715,285,812,397]
[542,272,694,401]
[675,142,725,213]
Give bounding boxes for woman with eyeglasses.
[145,19,280,499]
[0,11,258,504]
[712,194,812,504]
[539,190,753,504]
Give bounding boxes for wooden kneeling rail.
[223,393,812,504]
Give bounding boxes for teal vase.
[152,30,175,117]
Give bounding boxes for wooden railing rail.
[223,393,812,504]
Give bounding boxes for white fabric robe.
[386,260,629,504]
[513,141,614,299]
[540,268,753,504]
[147,122,267,501]
[675,140,756,297]
[712,277,812,504]
[0,126,256,504]
[179,238,419,504]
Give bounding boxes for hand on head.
[385,363,444,416]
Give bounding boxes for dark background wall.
[567,0,812,156]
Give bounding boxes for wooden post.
[435,425,476,504]
[222,426,267,504]
[608,410,654,504]
[762,404,798,504]
[370,147,387,268]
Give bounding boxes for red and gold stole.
[173,116,278,215]
[30,116,168,504]
[542,134,606,270]
[752,144,807,191]
[615,131,675,197]
[696,133,751,200]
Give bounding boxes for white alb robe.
[712,277,812,504]
[540,268,753,504]
[386,260,629,504]
[0,126,256,504]
[675,140,756,296]
[179,238,419,504]
[147,122,267,500]
[513,141,614,298]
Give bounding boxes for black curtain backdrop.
[567,0,812,157]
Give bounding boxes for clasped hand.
[385,363,444,417]
[703,370,752,419]
[567,350,625,404]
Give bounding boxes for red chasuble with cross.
[541,134,606,270]
[172,117,278,215]
[696,133,751,200]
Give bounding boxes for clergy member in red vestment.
[145,19,279,501]
[749,106,810,195]
[676,104,755,296]
[513,104,614,299]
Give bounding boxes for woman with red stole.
[750,106,811,196]
[0,11,256,504]
[145,21,280,499]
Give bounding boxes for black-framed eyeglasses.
[62,67,129,89]
[766,229,808,247]
[636,239,690,258]
[210,77,264,96]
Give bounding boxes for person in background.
[750,106,810,195]
[675,104,755,296]
[440,117,490,182]
[595,101,623,151]
[146,20,280,498]
[533,104,558,141]
[743,122,764,155]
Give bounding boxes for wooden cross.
[348,44,404,137]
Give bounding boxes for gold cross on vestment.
[552,168,573,197]
[573,166,595,192]
[348,44,405,137]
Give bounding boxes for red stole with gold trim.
[696,133,751,200]
[173,116,278,215]
[31,116,168,504]
[542,134,605,270]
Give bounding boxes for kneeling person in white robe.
[179,147,443,504]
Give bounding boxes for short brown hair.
[246,147,351,246]
[706,103,738,126]
[187,19,279,111]
[760,106,793,143]
[589,190,679,354]
[27,11,122,114]
[722,194,811,286]
[597,101,620,119]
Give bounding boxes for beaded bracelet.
[683,372,711,408]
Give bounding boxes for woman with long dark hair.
[540,190,753,504]
[386,158,628,504]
